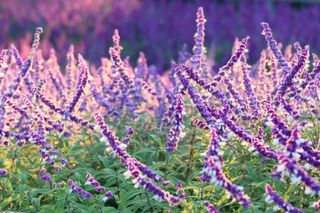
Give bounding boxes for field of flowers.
[0,4,320,213]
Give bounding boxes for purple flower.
[66,55,88,113]
[192,118,210,131]
[265,184,304,213]
[0,169,7,176]
[261,22,290,76]
[202,156,251,207]
[41,173,52,183]
[165,92,185,152]
[204,201,220,213]
[191,7,207,74]
[126,126,134,137]
[102,191,113,202]
[241,55,260,118]
[94,113,180,206]
[67,179,93,199]
[275,46,308,99]
[276,153,320,196]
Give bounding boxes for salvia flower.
[202,156,251,207]
[191,7,207,74]
[277,153,320,196]
[276,46,308,100]
[67,179,93,199]
[165,92,185,152]
[204,201,220,213]
[94,113,181,205]
[192,118,210,131]
[102,191,113,202]
[66,55,88,113]
[265,184,304,213]
[0,168,7,176]
[41,172,52,183]
[261,22,290,76]
[126,126,134,137]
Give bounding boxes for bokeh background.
[0,0,319,71]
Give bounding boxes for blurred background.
[0,0,319,71]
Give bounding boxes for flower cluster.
[265,184,304,213]
[67,179,93,199]
[165,92,185,152]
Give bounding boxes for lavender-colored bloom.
[66,55,88,113]
[191,7,206,74]
[241,55,260,118]
[67,179,93,199]
[102,191,113,202]
[109,47,133,88]
[192,118,210,131]
[179,64,235,114]
[207,104,277,159]
[172,63,215,127]
[112,29,122,55]
[202,156,251,207]
[265,184,304,213]
[123,158,181,206]
[0,168,7,176]
[204,201,220,213]
[213,36,249,84]
[224,77,247,113]
[85,172,102,188]
[261,22,290,76]
[94,113,180,206]
[126,126,134,137]
[165,93,185,152]
[277,153,320,196]
[41,173,52,183]
[54,166,62,172]
[39,168,46,175]
[276,46,308,100]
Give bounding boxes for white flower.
[290,175,301,184]
[276,164,286,173]
[265,195,272,203]
[248,146,255,152]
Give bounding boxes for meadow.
[0,6,319,213]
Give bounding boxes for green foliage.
[0,113,319,212]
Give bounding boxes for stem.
[199,184,205,200]
[187,125,196,179]
[164,153,170,179]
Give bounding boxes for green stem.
[164,153,170,179]
[187,126,196,179]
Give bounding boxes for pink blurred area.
[0,0,141,60]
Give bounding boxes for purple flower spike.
[261,22,290,76]
[192,118,210,131]
[165,92,185,152]
[276,46,308,99]
[277,153,320,196]
[204,201,220,213]
[66,55,88,113]
[191,7,207,74]
[202,156,251,207]
[265,184,304,213]
[67,178,93,199]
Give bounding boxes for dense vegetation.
[0,6,319,213]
